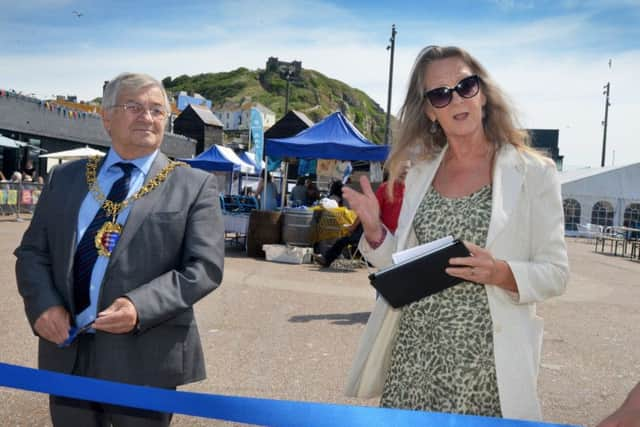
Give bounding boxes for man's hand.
[597,382,640,427]
[93,297,138,334]
[597,408,640,427]
[33,305,70,345]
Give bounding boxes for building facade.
[0,90,196,178]
[213,102,275,131]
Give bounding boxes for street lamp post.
[600,81,611,167]
[284,73,292,115]
[280,68,295,117]
[600,58,613,167]
[384,24,397,146]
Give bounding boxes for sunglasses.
[423,75,481,108]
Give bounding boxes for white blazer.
[346,144,569,420]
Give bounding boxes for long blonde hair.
[386,45,533,186]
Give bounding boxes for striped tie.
[73,162,134,314]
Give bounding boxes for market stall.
[181,145,258,247]
[265,111,389,248]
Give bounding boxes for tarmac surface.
[0,218,639,426]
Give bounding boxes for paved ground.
[0,218,638,426]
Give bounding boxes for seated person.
[305,179,320,206]
[315,218,363,268]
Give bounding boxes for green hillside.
[162,67,390,144]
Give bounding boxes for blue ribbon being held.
[0,363,580,427]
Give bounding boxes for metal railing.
[0,181,44,221]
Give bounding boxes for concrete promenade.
[0,219,638,426]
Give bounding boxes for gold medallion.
[86,156,187,257]
[95,221,123,257]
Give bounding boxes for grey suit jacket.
[15,152,224,388]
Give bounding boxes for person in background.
[597,382,640,427]
[15,72,224,426]
[305,178,320,206]
[328,180,345,207]
[243,186,254,197]
[256,172,278,211]
[22,159,35,180]
[290,176,307,207]
[0,171,7,181]
[10,171,22,182]
[375,161,410,234]
[343,45,568,420]
[314,218,362,268]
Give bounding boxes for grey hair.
[101,72,170,112]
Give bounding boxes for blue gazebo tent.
[181,145,257,194]
[239,151,265,175]
[181,145,254,173]
[265,111,389,161]
[181,145,238,172]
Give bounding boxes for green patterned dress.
[380,185,502,416]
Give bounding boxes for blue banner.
[0,362,580,427]
[298,158,317,176]
[250,108,264,173]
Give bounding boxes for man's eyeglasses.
[112,102,168,119]
[423,75,481,109]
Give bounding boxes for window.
[591,201,614,228]
[623,203,640,229]
[563,199,581,231]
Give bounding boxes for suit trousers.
[49,335,174,427]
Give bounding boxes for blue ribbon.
[0,362,579,427]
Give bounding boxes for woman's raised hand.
[342,175,383,242]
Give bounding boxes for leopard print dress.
[379,184,502,416]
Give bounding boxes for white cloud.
[1,1,638,168]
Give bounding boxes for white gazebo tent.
[40,146,106,160]
[560,163,640,235]
[39,146,106,171]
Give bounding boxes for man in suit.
[15,72,224,426]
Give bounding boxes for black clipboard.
[368,239,471,308]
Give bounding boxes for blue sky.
[1,0,639,168]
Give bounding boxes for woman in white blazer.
[343,46,569,420]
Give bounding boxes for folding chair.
[344,243,368,269]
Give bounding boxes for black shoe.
[314,253,328,267]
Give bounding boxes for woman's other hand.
[446,242,518,292]
[342,175,383,243]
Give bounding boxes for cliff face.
[162,67,390,144]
